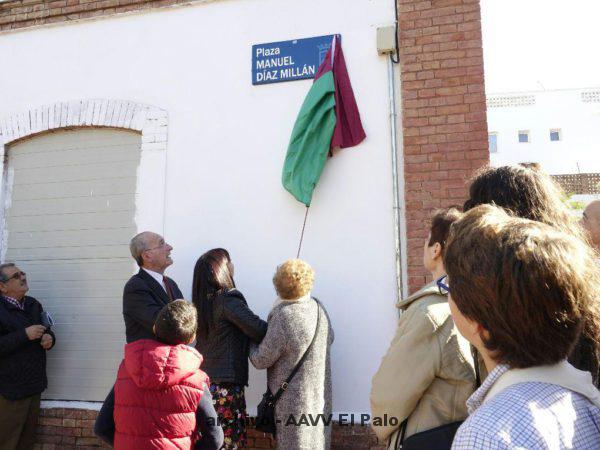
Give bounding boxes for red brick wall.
[0,0,192,31]
[35,408,384,449]
[248,423,385,450]
[35,408,107,449]
[398,0,489,293]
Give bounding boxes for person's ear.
[432,242,443,260]
[458,316,481,343]
[476,324,490,340]
[0,282,7,295]
[471,323,492,350]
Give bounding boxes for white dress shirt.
[142,267,167,293]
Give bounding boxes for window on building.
[550,129,561,141]
[488,133,498,153]
[518,130,530,143]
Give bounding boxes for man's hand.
[25,325,46,341]
[40,333,53,350]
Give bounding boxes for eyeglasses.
[144,241,168,252]
[436,275,450,295]
[4,271,26,282]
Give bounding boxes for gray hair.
[130,232,154,267]
[0,263,16,283]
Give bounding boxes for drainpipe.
[387,55,404,307]
[378,20,406,309]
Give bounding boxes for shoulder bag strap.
[391,418,408,449]
[272,298,321,402]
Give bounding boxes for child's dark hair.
[154,300,197,345]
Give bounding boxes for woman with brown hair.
[463,165,580,236]
[193,248,267,449]
[444,205,600,448]
[370,208,476,449]
[464,165,600,384]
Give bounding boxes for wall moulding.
[0,99,170,247]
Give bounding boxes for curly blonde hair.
[273,259,314,300]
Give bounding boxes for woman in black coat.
[193,248,267,450]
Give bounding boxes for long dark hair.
[192,248,235,339]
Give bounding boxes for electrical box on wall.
[376,26,397,55]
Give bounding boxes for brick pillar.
[398,0,490,293]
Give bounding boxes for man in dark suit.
[96,231,185,442]
[123,231,183,343]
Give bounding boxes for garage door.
[3,128,141,401]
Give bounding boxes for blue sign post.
[252,34,340,85]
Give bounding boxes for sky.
[481,0,600,94]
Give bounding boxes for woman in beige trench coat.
[370,208,476,449]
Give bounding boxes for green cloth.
[282,71,336,206]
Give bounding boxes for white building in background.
[486,88,600,175]
[0,0,399,418]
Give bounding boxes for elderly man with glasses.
[95,231,185,444]
[0,263,55,449]
[122,231,183,343]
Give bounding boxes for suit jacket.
[122,269,183,343]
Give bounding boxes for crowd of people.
[372,165,600,450]
[88,235,335,450]
[1,164,600,450]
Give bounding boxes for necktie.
[163,276,174,302]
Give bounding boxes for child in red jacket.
[95,300,223,450]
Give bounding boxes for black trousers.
[0,393,41,450]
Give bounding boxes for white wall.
[487,88,600,174]
[0,0,399,415]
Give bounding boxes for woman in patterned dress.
[193,248,267,449]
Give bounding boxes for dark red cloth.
[114,339,209,449]
[315,37,366,152]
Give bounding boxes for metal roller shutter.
[3,128,141,401]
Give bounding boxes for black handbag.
[393,419,463,450]
[392,347,482,449]
[255,299,322,435]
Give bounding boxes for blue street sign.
[252,34,341,85]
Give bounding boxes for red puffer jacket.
[114,339,209,449]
